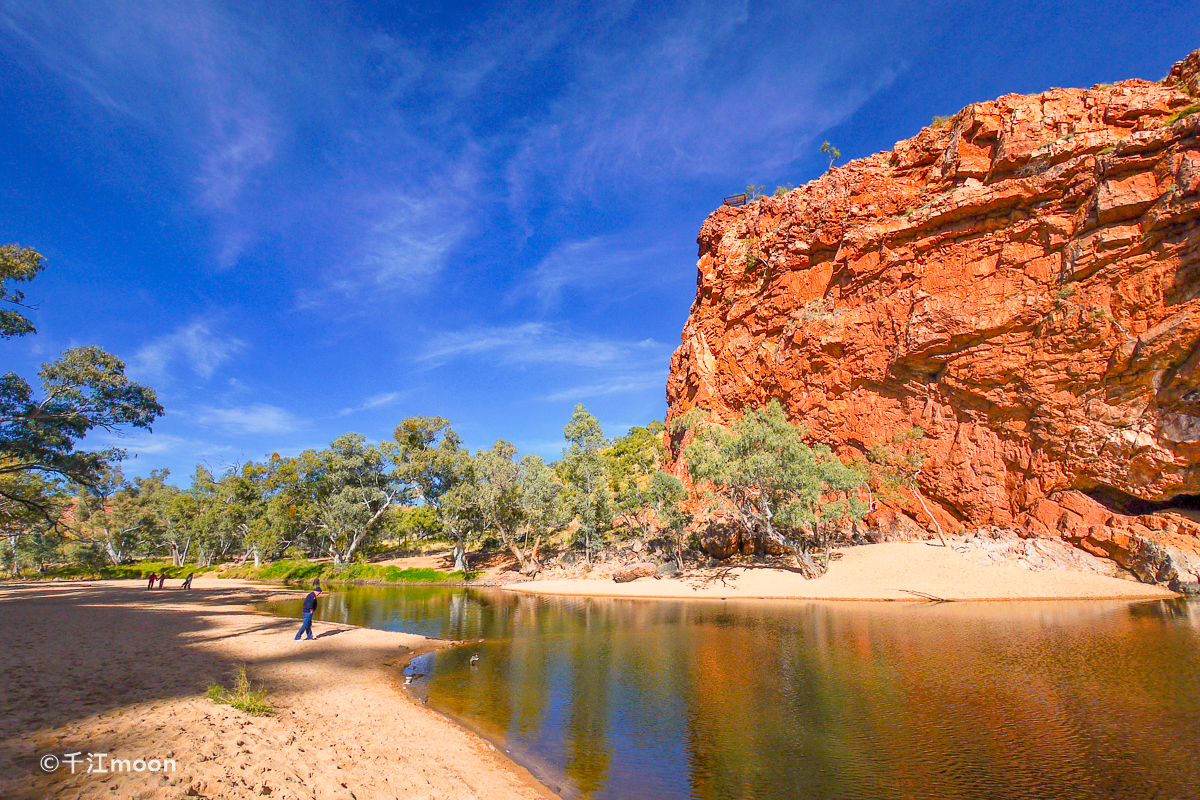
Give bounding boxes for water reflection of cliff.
[265,590,1200,800]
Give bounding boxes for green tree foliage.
[66,465,166,565]
[515,453,567,571]
[387,504,441,550]
[475,441,567,575]
[866,426,944,545]
[603,421,663,496]
[683,400,866,577]
[561,404,611,562]
[607,421,672,542]
[820,141,841,171]
[0,245,162,522]
[391,416,475,571]
[307,433,411,564]
[648,471,690,568]
[0,244,43,339]
[0,470,62,575]
[261,453,324,558]
[474,440,525,565]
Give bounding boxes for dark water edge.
[261,588,1200,800]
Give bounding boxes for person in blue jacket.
[295,587,321,640]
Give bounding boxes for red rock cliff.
[666,51,1200,590]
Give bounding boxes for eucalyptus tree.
[0,244,162,522]
[188,465,238,567]
[211,462,275,568]
[261,453,324,558]
[159,482,199,566]
[0,471,61,575]
[560,404,611,562]
[308,433,410,564]
[66,465,161,565]
[682,400,867,577]
[647,471,691,569]
[607,421,668,542]
[438,478,482,572]
[474,441,565,574]
[130,468,193,565]
[474,440,524,564]
[612,465,691,567]
[514,453,567,574]
[390,416,474,571]
[603,421,664,498]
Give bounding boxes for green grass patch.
[1168,103,1200,125]
[207,665,271,715]
[224,558,471,585]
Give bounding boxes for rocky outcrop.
[613,562,657,582]
[666,51,1200,592]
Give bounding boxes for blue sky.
[0,0,1194,482]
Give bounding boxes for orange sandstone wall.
[666,51,1200,589]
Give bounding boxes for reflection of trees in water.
[681,602,1200,800]
[563,601,614,798]
[1128,598,1200,625]
[294,590,1200,800]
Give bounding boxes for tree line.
[2,243,901,579]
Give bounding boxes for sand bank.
[0,578,554,800]
[504,541,1178,601]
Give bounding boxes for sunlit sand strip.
[0,578,556,800]
[504,542,1178,601]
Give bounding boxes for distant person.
[157,573,167,589]
[312,577,321,592]
[181,572,194,590]
[295,587,321,641]
[147,572,157,590]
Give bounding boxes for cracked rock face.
[666,51,1200,590]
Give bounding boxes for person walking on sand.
[295,587,321,640]
[147,572,157,590]
[181,572,194,590]
[157,573,167,589]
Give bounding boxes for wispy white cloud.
[504,2,908,208]
[89,429,235,460]
[417,323,669,368]
[332,157,480,293]
[131,319,246,381]
[542,371,666,402]
[0,0,281,266]
[522,234,677,309]
[194,403,302,435]
[196,100,278,212]
[336,392,402,417]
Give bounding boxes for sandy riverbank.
[504,541,1179,601]
[0,578,556,800]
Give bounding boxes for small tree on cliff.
[820,141,840,171]
[682,400,867,578]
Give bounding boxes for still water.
[266,588,1200,799]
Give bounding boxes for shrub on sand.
[207,665,271,715]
